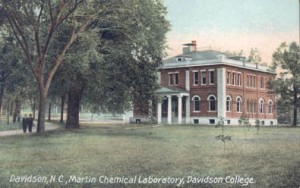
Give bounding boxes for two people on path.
[22,114,34,133]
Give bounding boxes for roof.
[160,50,275,74]
[164,50,225,64]
[155,86,189,96]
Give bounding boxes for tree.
[270,42,300,126]
[248,48,262,64]
[0,0,97,132]
[49,0,170,128]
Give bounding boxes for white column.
[217,68,226,118]
[167,95,172,124]
[157,102,162,124]
[185,70,190,91]
[178,95,182,124]
[185,96,190,124]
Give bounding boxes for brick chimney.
[182,41,197,54]
[191,40,197,51]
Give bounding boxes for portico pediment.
[155,86,189,97]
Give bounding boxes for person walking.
[28,114,34,133]
[22,114,28,133]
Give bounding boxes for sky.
[163,0,299,63]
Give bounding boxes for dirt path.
[0,121,59,137]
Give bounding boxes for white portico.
[155,86,190,124]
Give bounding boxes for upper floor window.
[201,71,206,85]
[168,74,173,85]
[237,73,241,86]
[236,97,242,112]
[174,73,179,85]
[168,72,179,86]
[209,70,215,84]
[193,71,199,85]
[192,95,200,112]
[208,95,216,111]
[260,77,265,89]
[247,75,256,88]
[227,72,231,84]
[232,73,236,85]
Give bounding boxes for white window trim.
[201,70,207,85]
[236,96,242,113]
[192,71,199,86]
[207,94,217,112]
[226,95,232,112]
[209,70,215,85]
[192,95,201,112]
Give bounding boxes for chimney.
[191,40,197,51]
[182,41,197,54]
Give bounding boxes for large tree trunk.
[293,89,298,126]
[60,95,65,123]
[13,97,21,123]
[66,87,83,129]
[9,99,13,116]
[6,98,10,125]
[0,83,5,117]
[37,92,47,132]
[32,100,36,120]
[48,102,52,121]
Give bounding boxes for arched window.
[259,98,265,113]
[207,95,216,111]
[268,100,273,114]
[192,95,200,112]
[253,101,257,113]
[226,96,232,112]
[236,97,242,112]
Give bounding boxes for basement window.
[194,119,199,124]
[209,119,215,125]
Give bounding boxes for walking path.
[0,121,59,137]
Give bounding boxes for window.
[201,71,206,85]
[237,73,241,86]
[232,73,236,85]
[209,119,215,124]
[192,96,200,112]
[193,71,199,85]
[227,72,231,84]
[169,74,173,85]
[270,121,273,126]
[268,100,273,113]
[226,96,232,111]
[174,73,179,85]
[247,75,256,88]
[168,73,179,86]
[209,70,215,84]
[236,97,242,112]
[194,119,199,124]
[261,121,265,125]
[227,120,231,125]
[208,95,216,111]
[260,77,265,89]
[259,99,264,113]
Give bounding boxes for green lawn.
[0,118,21,131]
[0,124,299,188]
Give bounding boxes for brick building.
[131,41,277,125]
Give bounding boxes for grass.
[0,118,22,131]
[0,124,299,188]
